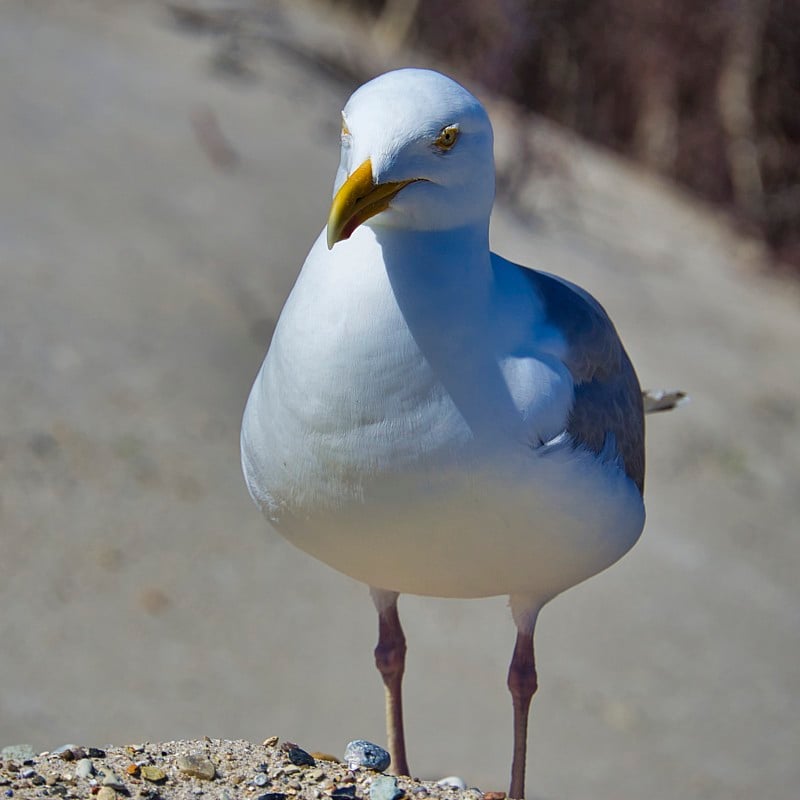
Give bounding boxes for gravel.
[0,738,493,800]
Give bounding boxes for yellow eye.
[434,125,459,150]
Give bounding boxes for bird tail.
[642,389,688,414]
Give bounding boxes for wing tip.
[642,389,689,414]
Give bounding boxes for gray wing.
[524,268,645,493]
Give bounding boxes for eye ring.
[434,125,459,151]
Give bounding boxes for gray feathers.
[525,270,646,493]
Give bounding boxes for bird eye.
[434,125,459,151]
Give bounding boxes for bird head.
[327,69,496,249]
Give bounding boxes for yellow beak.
[326,158,419,249]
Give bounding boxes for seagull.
[242,68,668,798]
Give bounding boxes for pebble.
[140,765,167,783]
[310,752,340,764]
[253,773,269,787]
[281,744,315,768]
[481,793,506,800]
[262,737,279,749]
[331,786,356,799]
[87,749,107,760]
[96,788,116,800]
[176,754,216,780]
[256,794,287,800]
[437,777,466,790]
[101,770,127,790]
[282,765,301,775]
[75,759,95,779]
[343,741,390,773]
[370,775,404,800]
[19,769,35,780]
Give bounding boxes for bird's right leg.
[507,595,542,800]
[508,628,537,799]
[371,588,410,777]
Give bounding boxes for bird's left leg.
[507,595,542,800]
[371,588,410,777]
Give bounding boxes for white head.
[327,69,495,248]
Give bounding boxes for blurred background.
[1,2,798,799]
[346,0,800,274]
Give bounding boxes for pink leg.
[374,594,410,776]
[507,630,538,799]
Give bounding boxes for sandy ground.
[1,2,799,799]
[0,736,484,800]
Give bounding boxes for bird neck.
[370,222,514,441]
[373,222,493,312]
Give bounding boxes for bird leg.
[507,629,538,799]
[373,592,410,776]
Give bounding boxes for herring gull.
[242,68,676,798]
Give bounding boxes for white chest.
[242,228,572,518]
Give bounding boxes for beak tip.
[326,158,374,254]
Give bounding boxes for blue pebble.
[370,775,404,800]
[343,740,390,772]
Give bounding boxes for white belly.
[241,325,644,603]
[250,442,645,601]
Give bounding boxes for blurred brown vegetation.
[335,0,800,273]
